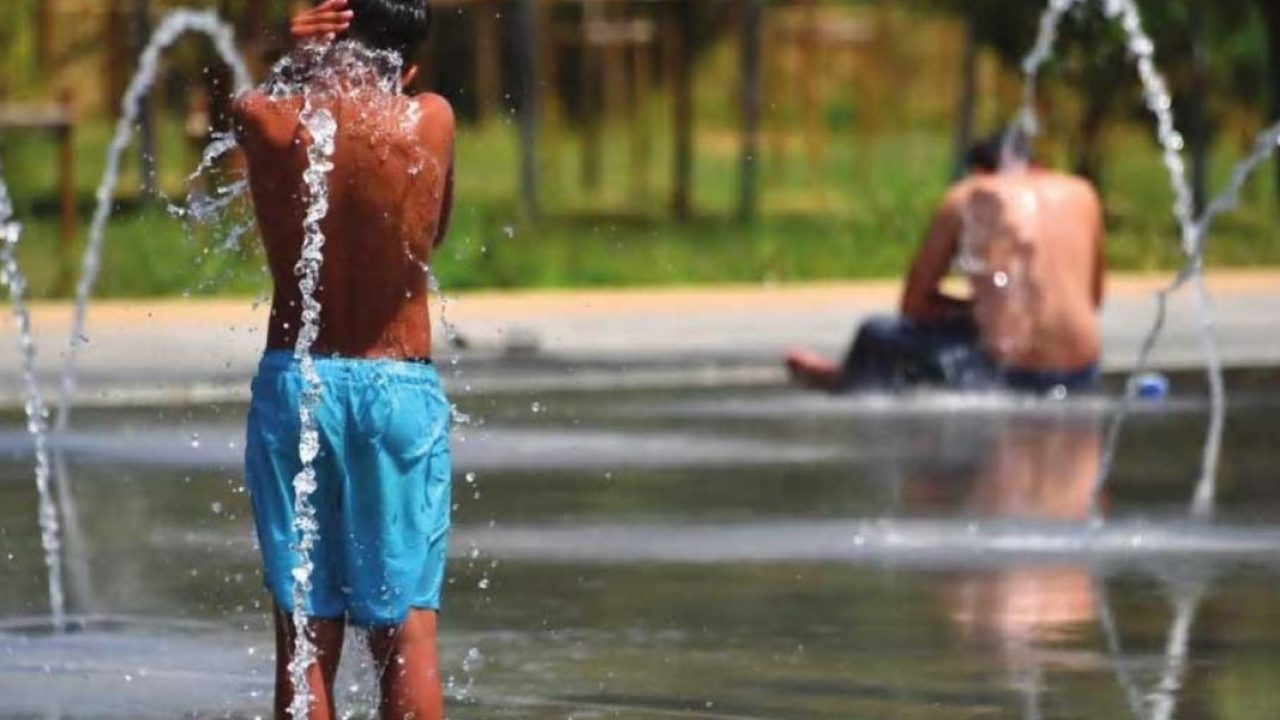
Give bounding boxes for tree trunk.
[106,0,129,128]
[951,15,978,180]
[580,3,602,192]
[1074,90,1108,187]
[737,0,763,222]
[516,0,541,219]
[1188,0,1209,214]
[628,14,654,201]
[473,1,501,124]
[205,0,237,137]
[1262,0,1280,207]
[36,1,53,70]
[133,0,158,201]
[667,0,694,220]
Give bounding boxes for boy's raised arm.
[291,0,353,43]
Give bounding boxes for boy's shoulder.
[412,93,454,129]
[409,93,455,155]
[232,90,303,148]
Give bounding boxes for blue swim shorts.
[244,350,452,628]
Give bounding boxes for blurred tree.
[925,0,1269,202]
[0,1,41,99]
[1259,0,1280,203]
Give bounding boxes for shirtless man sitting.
[234,1,455,718]
[786,135,1105,395]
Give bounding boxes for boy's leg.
[369,609,444,720]
[274,605,346,720]
[844,314,917,389]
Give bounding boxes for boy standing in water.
[234,1,455,718]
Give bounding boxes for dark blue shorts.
[244,351,452,627]
[842,315,1099,395]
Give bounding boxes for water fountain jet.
[1013,0,1280,519]
[55,9,252,433]
[0,160,65,629]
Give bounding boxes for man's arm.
[419,94,456,249]
[230,91,266,149]
[900,188,970,322]
[1091,196,1106,309]
[434,153,454,249]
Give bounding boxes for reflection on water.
[0,385,1278,718]
[942,416,1102,720]
[943,414,1101,648]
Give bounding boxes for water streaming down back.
[0,160,65,629]
[285,84,339,720]
[1012,0,1280,519]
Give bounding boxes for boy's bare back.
[957,171,1104,371]
[233,88,454,360]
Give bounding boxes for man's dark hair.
[965,130,1032,173]
[344,0,433,65]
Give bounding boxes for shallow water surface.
[1,381,1278,719]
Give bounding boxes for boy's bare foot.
[784,349,845,392]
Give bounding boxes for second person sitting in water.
[786,135,1106,396]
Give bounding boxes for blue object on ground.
[1134,372,1170,400]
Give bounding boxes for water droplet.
[190,433,201,449]
[211,501,224,514]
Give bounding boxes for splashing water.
[55,9,252,433]
[18,6,255,636]
[426,270,478,427]
[1015,0,1085,143]
[166,127,260,297]
[282,91,337,720]
[168,130,256,255]
[1013,0,1280,518]
[0,161,65,628]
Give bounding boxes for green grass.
[3,115,1279,300]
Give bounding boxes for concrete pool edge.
[2,271,1278,407]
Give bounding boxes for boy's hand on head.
[291,0,353,45]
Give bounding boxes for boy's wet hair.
[966,131,1032,173]
[344,0,433,65]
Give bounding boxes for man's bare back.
[233,86,454,360]
[787,163,1105,394]
[948,171,1104,371]
[902,169,1104,372]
